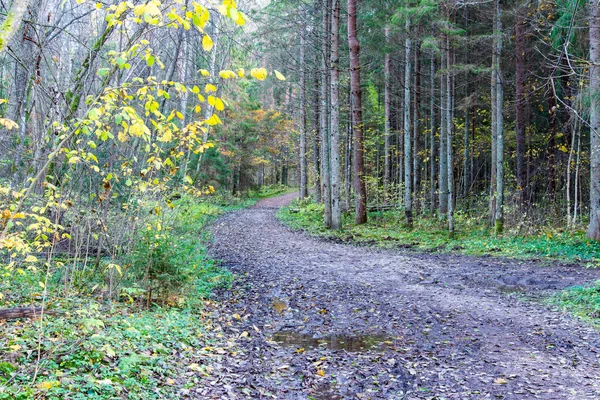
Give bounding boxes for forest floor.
[206,192,600,399]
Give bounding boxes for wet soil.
[206,192,600,399]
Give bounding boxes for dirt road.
[208,193,600,399]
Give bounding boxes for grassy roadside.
[277,200,600,263]
[0,185,290,399]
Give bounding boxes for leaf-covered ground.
[208,193,600,399]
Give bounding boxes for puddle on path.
[272,330,393,352]
[498,284,526,294]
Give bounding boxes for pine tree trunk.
[515,7,527,205]
[384,25,392,192]
[299,29,308,199]
[494,0,505,234]
[439,49,448,217]
[413,43,421,209]
[430,56,437,214]
[588,0,600,240]
[313,65,322,203]
[489,12,498,225]
[463,105,470,198]
[446,33,455,237]
[330,0,341,230]
[348,0,367,224]
[404,19,413,227]
[321,0,332,227]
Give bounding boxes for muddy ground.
[202,193,600,399]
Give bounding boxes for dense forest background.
[259,0,599,241]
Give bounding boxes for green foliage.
[551,282,600,324]
[278,200,600,262]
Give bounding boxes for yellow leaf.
[36,381,59,390]
[316,369,325,377]
[134,4,145,15]
[274,70,286,81]
[205,114,222,126]
[0,118,19,130]
[493,377,508,385]
[235,11,245,26]
[219,70,237,79]
[205,84,217,93]
[250,68,268,81]
[223,0,237,8]
[202,35,214,51]
[188,363,202,372]
[237,68,245,78]
[176,111,184,120]
[199,69,210,77]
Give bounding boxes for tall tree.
[330,0,341,230]
[384,25,392,191]
[588,0,600,240]
[515,4,527,205]
[299,27,308,199]
[348,0,367,224]
[320,0,332,227]
[404,17,413,227]
[494,0,505,234]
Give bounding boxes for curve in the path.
[210,193,600,399]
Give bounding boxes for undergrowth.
[550,282,600,325]
[277,199,600,263]
[0,186,289,399]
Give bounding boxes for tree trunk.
[515,7,527,205]
[313,65,322,203]
[413,42,421,209]
[330,0,341,230]
[348,0,367,224]
[384,25,392,192]
[299,28,308,199]
[446,33,455,237]
[494,0,505,234]
[489,10,498,225]
[321,0,332,227]
[547,86,557,201]
[430,56,437,214]
[588,0,600,240]
[404,18,413,227]
[463,105,470,198]
[439,49,448,217]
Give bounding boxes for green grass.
[550,281,600,325]
[277,200,600,263]
[0,186,291,399]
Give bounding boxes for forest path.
[208,193,600,399]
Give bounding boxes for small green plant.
[551,281,600,323]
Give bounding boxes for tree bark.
[330,0,341,229]
[430,56,437,214]
[515,6,527,205]
[494,0,505,234]
[321,0,332,227]
[384,25,392,191]
[404,18,413,227]
[413,42,421,208]
[446,32,455,237]
[588,0,600,240]
[299,28,308,199]
[348,0,367,224]
[439,47,448,217]
[313,64,322,203]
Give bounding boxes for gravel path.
[207,193,600,399]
